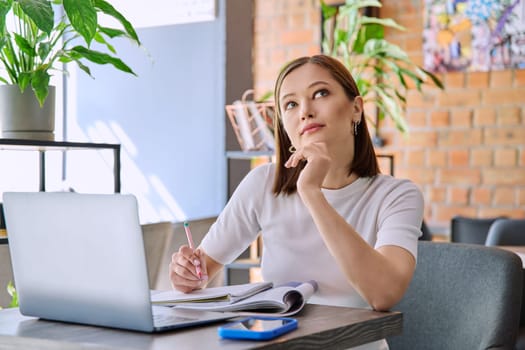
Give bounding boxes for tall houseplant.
[0,0,140,139]
[321,0,443,145]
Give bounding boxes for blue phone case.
[217,316,298,340]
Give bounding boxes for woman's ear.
[353,96,364,121]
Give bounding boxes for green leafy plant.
[0,0,140,106]
[0,281,18,309]
[7,280,17,307]
[321,0,443,139]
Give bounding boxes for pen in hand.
[184,221,203,279]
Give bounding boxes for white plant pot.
[0,85,55,140]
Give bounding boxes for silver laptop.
[3,191,235,332]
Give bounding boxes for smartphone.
[217,316,298,340]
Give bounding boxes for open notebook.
[152,281,318,316]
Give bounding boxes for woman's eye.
[284,101,297,110]
[314,89,329,98]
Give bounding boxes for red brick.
[256,0,280,16]
[439,129,482,147]
[288,46,314,59]
[494,148,517,167]
[430,111,449,127]
[281,29,315,45]
[483,168,525,185]
[484,127,525,146]
[435,205,477,223]
[483,88,525,105]
[471,187,491,205]
[448,187,469,205]
[405,35,422,52]
[428,187,447,203]
[467,72,489,88]
[283,0,313,13]
[403,131,438,147]
[270,49,286,64]
[406,150,425,166]
[473,108,496,126]
[438,90,481,107]
[450,109,472,127]
[427,149,447,167]
[478,208,525,218]
[490,70,513,88]
[406,90,437,108]
[322,0,342,5]
[307,44,321,56]
[470,148,493,167]
[498,107,521,125]
[440,168,481,185]
[288,13,306,28]
[515,69,525,87]
[446,72,466,88]
[493,187,516,206]
[396,14,423,32]
[448,149,469,167]
[518,188,525,206]
[406,110,428,127]
[405,168,436,184]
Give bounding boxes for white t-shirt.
[201,163,423,349]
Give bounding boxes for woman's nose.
[300,102,314,120]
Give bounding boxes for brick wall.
[253,0,525,231]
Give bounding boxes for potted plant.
[0,0,140,140]
[321,0,443,146]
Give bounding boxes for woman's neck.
[322,169,358,189]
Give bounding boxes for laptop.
[2,191,236,332]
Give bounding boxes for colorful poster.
[423,0,525,72]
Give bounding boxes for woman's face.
[278,63,362,151]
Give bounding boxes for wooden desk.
[0,304,402,349]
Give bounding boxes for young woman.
[169,55,423,349]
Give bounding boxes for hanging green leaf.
[63,0,97,45]
[98,26,128,39]
[18,0,54,35]
[70,46,136,75]
[0,0,13,36]
[93,0,140,44]
[320,0,337,19]
[31,67,50,106]
[14,33,36,57]
[361,17,406,32]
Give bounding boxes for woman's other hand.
[285,142,331,194]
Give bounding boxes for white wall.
[63,0,227,224]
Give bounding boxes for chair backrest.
[141,221,174,289]
[485,219,525,246]
[419,220,432,241]
[388,241,523,350]
[451,215,505,244]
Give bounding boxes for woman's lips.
[301,123,324,135]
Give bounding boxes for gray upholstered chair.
[388,241,523,350]
[485,219,525,246]
[141,221,174,290]
[485,218,525,350]
[450,215,505,244]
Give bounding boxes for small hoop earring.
[289,145,296,153]
[353,121,360,136]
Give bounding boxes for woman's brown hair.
[272,54,380,195]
